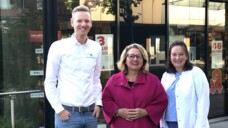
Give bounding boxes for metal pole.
[205,0,209,75]
[0,90,41,128]
[165,0,169,58]
[116,0,120,59]
[10,95,15,128]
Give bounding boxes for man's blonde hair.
[72,5,90,16]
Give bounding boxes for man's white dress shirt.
[44,35,102,114]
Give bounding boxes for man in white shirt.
[44,5,102,128]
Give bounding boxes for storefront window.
[168,0,228,117]
[0,0,44,127]
[208,1,228,116]
[169,0,206,69]
[56,0,114,126]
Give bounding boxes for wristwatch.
[115,109,120,117]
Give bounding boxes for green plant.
[0,116,36,128]
[85,0,143,23]
[0,116,10,128]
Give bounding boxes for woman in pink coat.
[102,43,168,128]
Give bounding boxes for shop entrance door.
[0,0,45,127]
[208,0,228,117]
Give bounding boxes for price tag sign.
[30,92,44,98]
[95,34,114,71]
[211,41,223,69]
[35,48,43,54]
[30,70,44,76]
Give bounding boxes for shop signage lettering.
[29,30,62,43]
[95,34,114,71]
[30,70,44,76]
[211,41,223,69]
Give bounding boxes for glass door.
[168,0,228,117]
[168,0,206,69]
[56,0,113,127]
[208,0,228,117]
[0,0,44,127]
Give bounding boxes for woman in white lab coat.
[160,41,210,128]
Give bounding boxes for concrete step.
[209,116,228,128]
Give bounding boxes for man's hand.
[92,105,101,118]
[57,110,71,120]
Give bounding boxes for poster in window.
[95,34,114,71]
[211,41,223,69]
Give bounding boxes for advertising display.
[95,34,114,71]
[211,41,223,69]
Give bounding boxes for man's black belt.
[63,103,95,113]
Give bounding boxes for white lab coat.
[160,66,210,128]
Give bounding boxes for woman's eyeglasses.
[127,54,143,60]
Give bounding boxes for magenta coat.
[102,72,168,128]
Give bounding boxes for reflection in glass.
[0,0,44,127]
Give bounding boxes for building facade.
[0,0,227,127]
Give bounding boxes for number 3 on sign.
[96,36,105,46]
[212,41,222,50]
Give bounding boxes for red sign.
[29,31,62,43]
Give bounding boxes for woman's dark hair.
[166,40,193,73]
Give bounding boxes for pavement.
[99,116,228,128]
[209,116,228,128]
